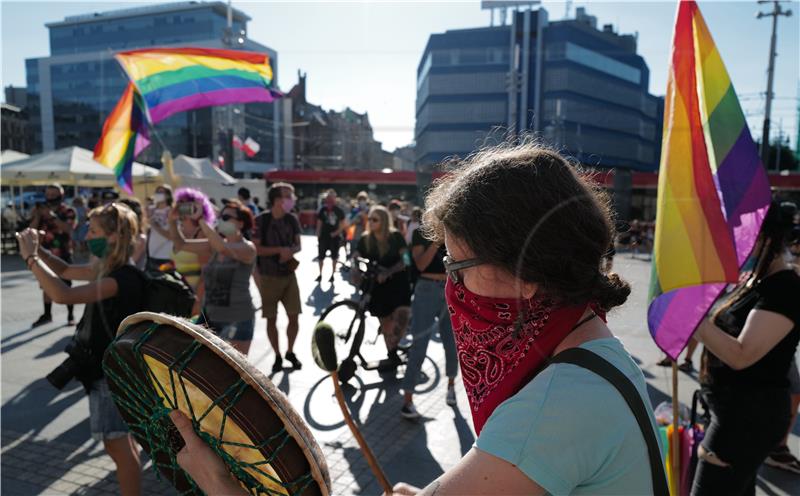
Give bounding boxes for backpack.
[141,268,196,317]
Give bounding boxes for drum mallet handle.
[330,370,392,494]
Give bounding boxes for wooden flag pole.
[671,360,680,495]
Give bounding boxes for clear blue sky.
[2,0,798,152]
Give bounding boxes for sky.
[2,0,799,152]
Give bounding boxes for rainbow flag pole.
[649,2,771,493]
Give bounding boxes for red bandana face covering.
[445,279,588,434]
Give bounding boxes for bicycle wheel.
[318,300,380,383]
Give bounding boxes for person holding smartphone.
[172,188,216,292]
[169,199,256,355]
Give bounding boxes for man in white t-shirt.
[146,184,174,271]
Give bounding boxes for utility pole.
[757,0,792,168]
[220,0,247,175]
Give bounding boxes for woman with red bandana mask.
[386,144,665,495]
[164,144,666,496]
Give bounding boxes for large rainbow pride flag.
[94,47,280,191]
[648,1,771,359]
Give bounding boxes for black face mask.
[46,196,62,206]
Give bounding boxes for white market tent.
[0,146,160,187]
[171,154,236,185]
[0,150,30,165]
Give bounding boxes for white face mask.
[154,193,166,204]
[216,220,238,238]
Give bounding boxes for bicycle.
[317,257,409,384]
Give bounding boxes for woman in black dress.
[354,205,411,368]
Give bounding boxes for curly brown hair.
[423,142,630,311]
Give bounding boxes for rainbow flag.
[648,1,771,359]
[93,83,148,193]
[94,47,280,191]
[115,47,280,124]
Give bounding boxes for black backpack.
[141,268,196,318]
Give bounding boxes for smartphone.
[177,203,195,216]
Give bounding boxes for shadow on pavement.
[1,324,70,354]
[1,378,100,491]
[305,284,338,316]
[343,373,444,494]
[1,255,25,273]
[34,334,73,360]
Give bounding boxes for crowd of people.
[11,142,800,495]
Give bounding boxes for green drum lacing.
[102,323,315,495]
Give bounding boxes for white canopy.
[0,149,30,165]
[0,146,161,187]
[172,154,236,185]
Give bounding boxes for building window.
[547,42,641,85]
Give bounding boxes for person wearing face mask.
[169,199,257,356]
[146,184,174,271]
[254,182,303,373]
[690,201,800,494]
[17,203,145,496]
[162,144,668,496]
[315,189,345,283]
[29,183,77,327]
[347,191,371,257]
[388,200,408,240]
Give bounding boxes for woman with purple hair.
[172,188,215,307]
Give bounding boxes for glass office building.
[25,2,279,176]
[415,7,663,172]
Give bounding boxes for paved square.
[2,237,798,494]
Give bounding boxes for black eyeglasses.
[442,255,484,284]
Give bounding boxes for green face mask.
[87,237,109,258]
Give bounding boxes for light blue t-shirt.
[476,337,663,495]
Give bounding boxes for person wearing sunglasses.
[386,143,663,495]
[17,203,145,495]
[353,205,412,370]
[169,199,257,356]
[165,144,667,496]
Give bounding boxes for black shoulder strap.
[549,348,669,496]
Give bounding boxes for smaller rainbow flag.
[93,83,148,193]
[94,47,280,191]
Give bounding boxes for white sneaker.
[446,386,456,406]
[400,403,421,420]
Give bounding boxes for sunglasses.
[220,213,236,222]
[442,255,484,284]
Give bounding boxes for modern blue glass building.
[25,2,279,176]
[415,7,663,173]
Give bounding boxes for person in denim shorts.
[17,203,144,494]
[170,199,257,356]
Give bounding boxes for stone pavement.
[2,237,799,495]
